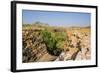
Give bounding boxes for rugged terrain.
[22,24,91,63]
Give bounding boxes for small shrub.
[41,29,66,56]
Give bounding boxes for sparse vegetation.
[22,23,91,63]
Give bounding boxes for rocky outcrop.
[22,28,58,63]
[22,25,91,62]
[55,29,91,61]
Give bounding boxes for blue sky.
[22,10,91,27]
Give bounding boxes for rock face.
[22,27,58,63]
[56,28,91,61]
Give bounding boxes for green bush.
[41,29,66,56]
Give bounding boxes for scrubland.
[22,23,91,63]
